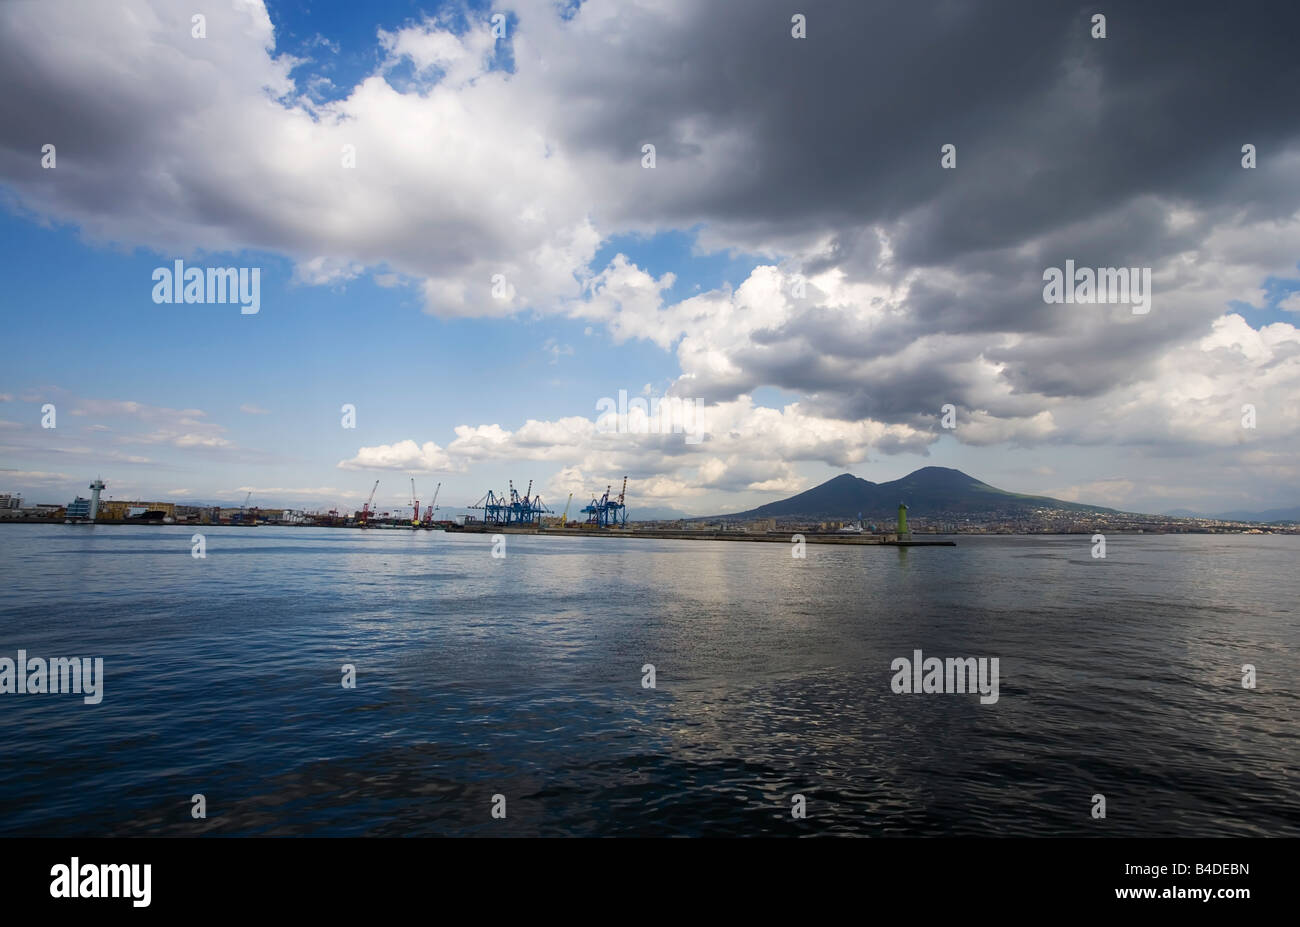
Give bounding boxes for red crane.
[360,480,379,525]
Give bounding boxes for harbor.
[7,474,954,545]
[9,469,1292,538]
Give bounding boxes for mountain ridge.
[703,466,1123,521]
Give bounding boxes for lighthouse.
[88,478,106,521]
[897,501,909,539]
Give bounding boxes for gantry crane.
[473,478,550,525]
[581,476,628,527]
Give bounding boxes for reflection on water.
[0,526,1296,836]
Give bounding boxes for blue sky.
[2,0,1299,518]
[1,211,721,513]
[0,199,781,515]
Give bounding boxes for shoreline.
[0,520,1293,539]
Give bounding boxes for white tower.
[88,478,106,521]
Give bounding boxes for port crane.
[561,492,573,526]
[471,478,550,525]
[409,477,420,526]
[581,476,628,527]
[360,480,379,525]
[422,482,441,525]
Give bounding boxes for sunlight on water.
[0,526,1296,836]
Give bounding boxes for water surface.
[0,526,1295,836]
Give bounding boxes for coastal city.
[2,477,1295,537]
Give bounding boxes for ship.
[837,512,866,534]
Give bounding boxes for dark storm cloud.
[555,0,1300,267]
[3,0,1299,456]
[527,0,1300,438]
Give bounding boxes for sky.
[1,0,1298,519]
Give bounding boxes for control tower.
[88,478,106,521]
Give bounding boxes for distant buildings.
[97,500,175,520]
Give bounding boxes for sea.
[0,525,1296,836]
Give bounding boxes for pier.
[452,524,955,546]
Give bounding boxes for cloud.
[64,397,233,450]
[343,396,930,509]
[153,432,232,449]
[338,440,454,472]
[293,256,363,286]
[4,0,1300,510]
[569,258,1300,454]
[1041,478,1138,508]
[234,485,361,499]
[0,470,75,483]
[70,399,206,420]
[305,33,340,55]
[239,404,271,415]
[541,337,573,364]
[1,394,233,463]
[0,0,602,317]
[0,432,155,465]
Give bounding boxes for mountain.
[711,467,1122,521]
